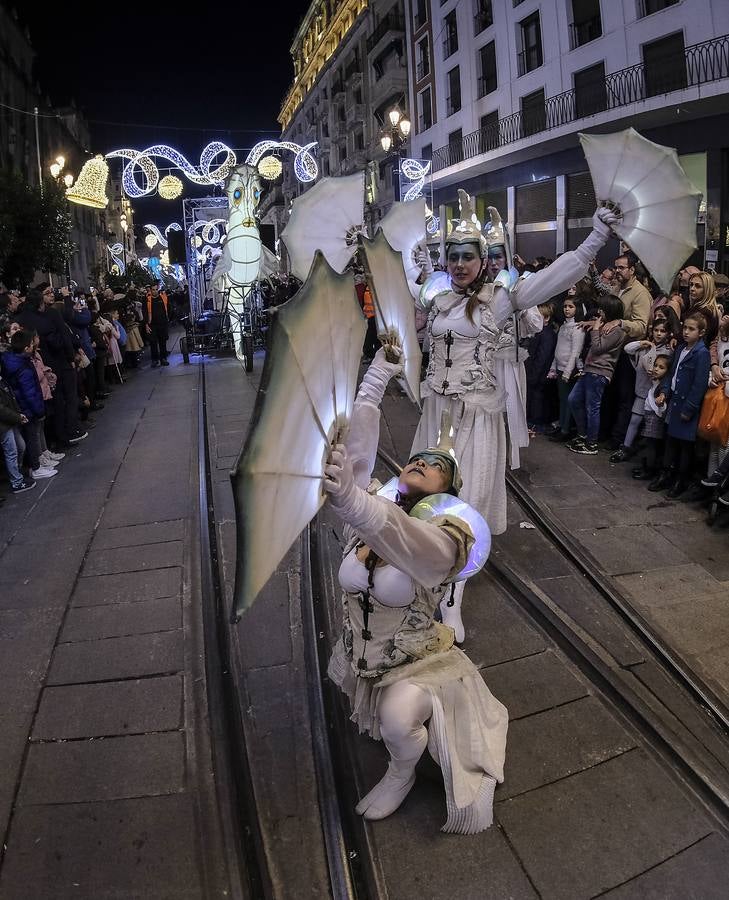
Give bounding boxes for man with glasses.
[601,252,651,452]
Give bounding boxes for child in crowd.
[525,302,557,434]
[649,312,712,497]
[702,310,729,483]
[631,354,672,480]
[547,293,585,442]
[0,373,35,493]
[28,331,62,468]
[567,294,625,455]
[611,318,674,462]
[0,329,56,479]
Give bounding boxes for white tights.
[355,681,433,820]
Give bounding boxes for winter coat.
[63,298,96,360]
[525,325,557,387]
[15,306,74,371]
[1,351,45,419]
[660,341,711,441]
[0,376,22,434]
[31,350,55,401]
[549,319,584,379]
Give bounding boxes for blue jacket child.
[658,318,711,442]
[1,338,45,422]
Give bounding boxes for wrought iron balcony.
[569,16,602,50]
[367,11,405,54]
[431,32,729,173]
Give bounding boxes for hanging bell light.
[66,155,109,209]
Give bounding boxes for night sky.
[22,0,313,226]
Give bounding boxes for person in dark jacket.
[15,286,86,448]
[1,330,56,478]
[649,312,712,498]
[0,374,35,493]
[144,283,170,367]
[525,302,558,432]
[63,293,99,407]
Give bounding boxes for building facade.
[405,0,729,272]
[0,3,105,289]
[271,0,410,245]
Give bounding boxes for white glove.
[357,345,403,406]
[593,205,621,239]
[324,443,363,518]
[414,241,434,276]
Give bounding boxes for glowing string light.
[401,158,431,203]
[106,142,237,198]
[246,140,318,183]
[159,175,183,199]
[144,222,183,249]
[107,243,126,274]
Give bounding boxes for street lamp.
[379,106,411,202]
[48,156,75,286]
[120,212,128,271]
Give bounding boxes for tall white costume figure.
[212,163,263,365]
[412,191,620,640]
[324,346,507,833]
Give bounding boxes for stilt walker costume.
[411,191,621,640]
[324,344,507,833]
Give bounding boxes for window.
[448,128,464,164]
[414,0,427,29]
[419,86,433,131]
[474,0,493,35]
[520,88,546,137]
[416,36,430,81]
[354,130,364,150]
[638,0,679,16]
[421,143,433,160]
[444,10,458,58]
[518,12,543,75]
[478,41,497,97]
[447,66,461,115]
[479,110,499,152]
[569,0,602,50]
[574,61,607,117]
[643,32,686,97]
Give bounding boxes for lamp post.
[48,156,75,287]
[120,211,128,272]
[379,106,411,202]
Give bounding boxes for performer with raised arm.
[324,344,507,834]
[412,191,620,640]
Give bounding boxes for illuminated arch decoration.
[106,142,236,198]
[400,158,431,203]
[144,222,183,249]
[158,175,183,199]
[107,243,126,275]
[187,217,227,269]
[246,140,318,183]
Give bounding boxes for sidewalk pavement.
[0,342,232,899]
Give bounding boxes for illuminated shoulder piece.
[417,271,452,311]
[409,493,491,581]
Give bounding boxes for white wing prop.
[378,197,427,284]
[579,129,701,293]
[231,252,366,617]
[280,172,365,281]
[358,230,422,406]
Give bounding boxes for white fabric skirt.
[411,393,508,535]
[328,642,508,834]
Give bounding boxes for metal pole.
[34,107,43,194]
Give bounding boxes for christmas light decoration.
[67,156,109,209]
[246,140,318,183]
[143,222,182,248]
[145,233,158,249]
[106,142,236,198]
[158,175,183,199]
[400,158,431,203]
[107,243,125,274]
[258,155,283,181]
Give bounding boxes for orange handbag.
[698,386,729,445]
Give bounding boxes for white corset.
[339,548,414,608]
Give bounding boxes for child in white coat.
[547,294,585,442]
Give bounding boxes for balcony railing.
[569,16,602,50]
[367,11,405,53]
[431,32,729,172]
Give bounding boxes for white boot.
[356,760,417,820]
[440,580,466,644]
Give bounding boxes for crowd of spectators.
[0,281,176,500]
[523,253,729,508]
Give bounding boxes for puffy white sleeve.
[492,229,607,329]
[332,491,459,588]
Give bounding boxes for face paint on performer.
[447,243,483,290]
[486,245,507,280]
[399,452,454,497]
